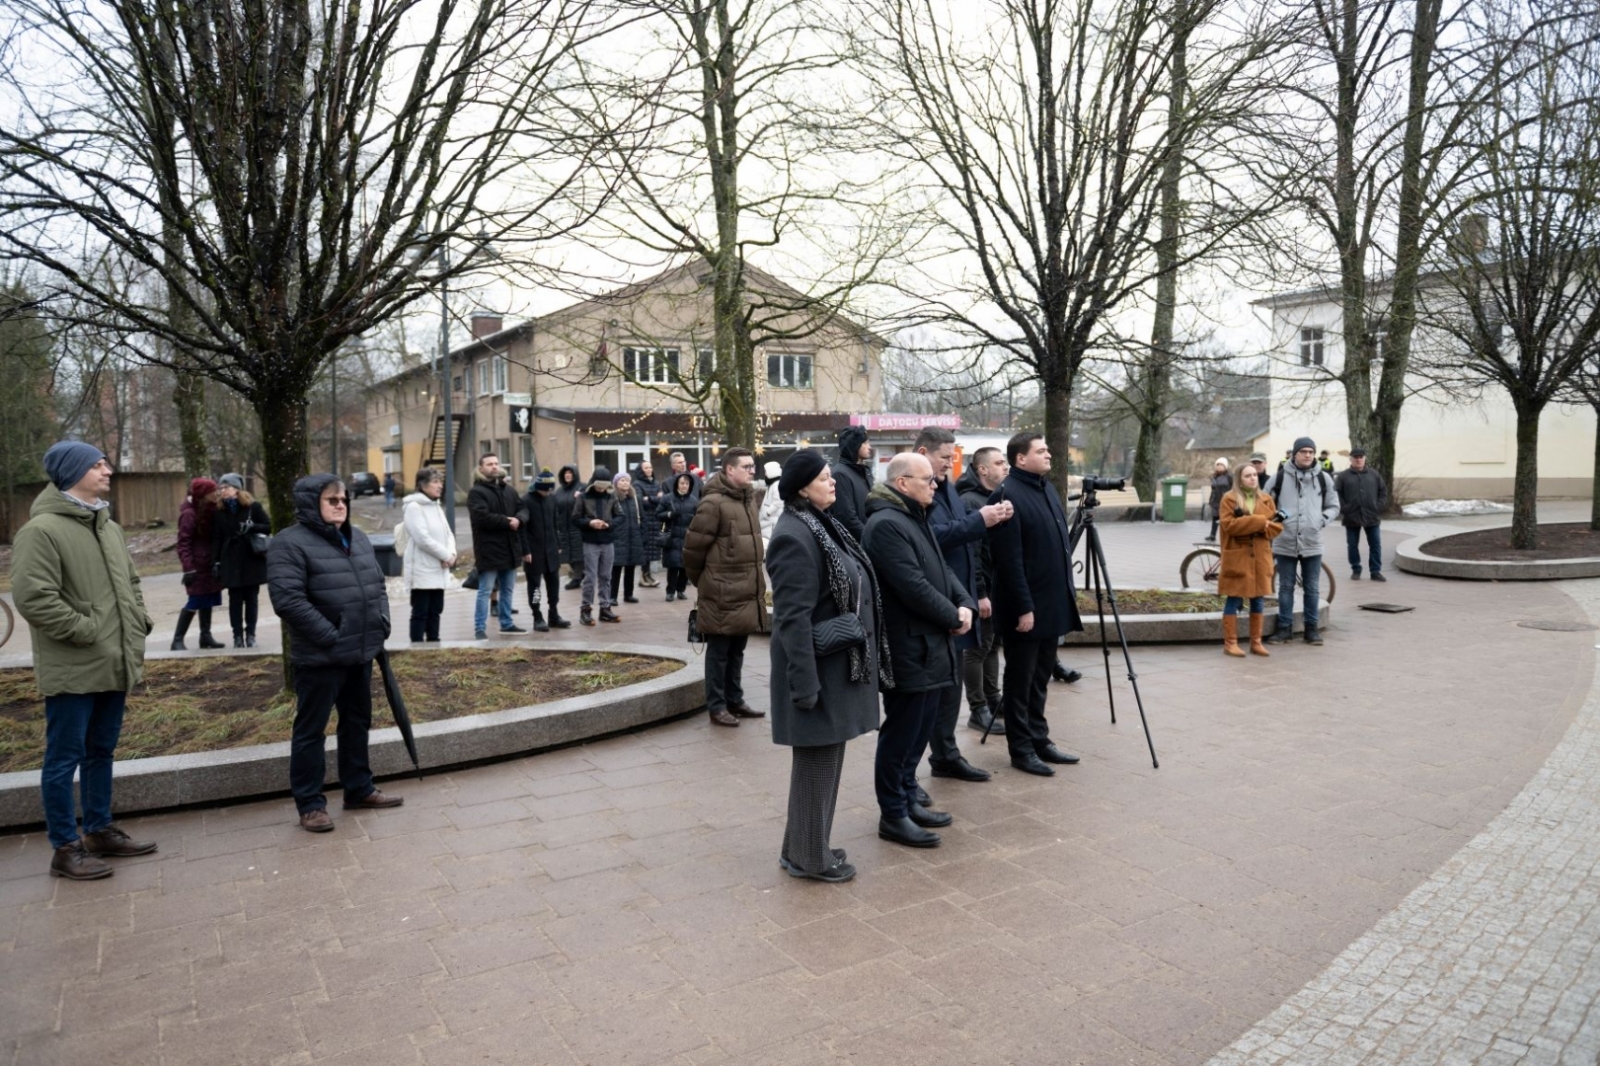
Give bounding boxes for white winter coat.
[402,491,458,590]
[758,482,784,545]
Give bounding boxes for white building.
[1255,284,1595,501]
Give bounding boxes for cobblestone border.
[1206,579,1600,1066]
[0,641,702,829]
[1396,534,1600,581]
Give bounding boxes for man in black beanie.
[829,426,874,540]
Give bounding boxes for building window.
[623,347,680,384]
[1299,329,1324,367]
[477,360,490,396]
[696,347,716,383]
[519,436,535,480]
[495,439,510,477]
[479,439,492,459]
[767,352,813,388]
[492,354,507,394]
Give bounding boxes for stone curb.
[1395,534,1600,580]
[0,642,703,829]
[1061,599,1333,645]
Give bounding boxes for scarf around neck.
[786,502,894,690]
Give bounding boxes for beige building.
[367,263,886,490]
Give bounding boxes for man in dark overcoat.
[913,427,1013,786]
[863,452,975,848]
[987,431,1084,776]
[520,469,572,631]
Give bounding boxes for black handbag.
[812,577,866,656]
[686,607,704,644]
[249,532,272,555]
[462,567,480,590]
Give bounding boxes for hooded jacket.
[400,490,456,591]
[1267,461,1342,558]
[631,466,665,561]
[657,478,699,569]
[519,486,563,572]
[610,486,646,566]
[177,494,224,597]
[12,486,153,696]
[828,430,873,541]
[267,474,390,668]
[552,464,584,564]
[861,482,974,693]
[467,471,527,572]
[683,471,769,635]
[573,468,619,546]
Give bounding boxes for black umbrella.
[376,649,424,780]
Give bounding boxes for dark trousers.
[408,588,444,642]
[610,564,636,602]
[964,626,1001,715]
[666,567,689,595]
[781,742,848,874]
[1346,524,1382,574]
[1001,636,1056,759]
[41,691,127,848]
[226,585,260,638]
[524,565,560,612]
[290,662,376,814]
[876,688,941,819]
[703,633,747,713]
[926,681,964,765]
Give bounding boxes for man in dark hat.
[521,469,573,631]
[1334,448,1388,582]
[829,426,874,540]
[12,441,157,879]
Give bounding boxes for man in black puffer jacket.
[520,469,571,632]
[268,473,401,832]
[829,425,874,541]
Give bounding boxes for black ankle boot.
[197,609,225,649]
[170,609,195,651]
[233,634,245,648]
[548,608,572,629]
[533,607,549,633]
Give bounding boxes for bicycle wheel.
[1320,562,1337,603]
[0,598,12,649]
[1179,548,1223,590]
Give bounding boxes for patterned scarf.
[786,501,894,690]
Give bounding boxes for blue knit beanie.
[43,441,106,491]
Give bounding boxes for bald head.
[885,453,930,481]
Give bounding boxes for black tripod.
[1065,486,1159,769]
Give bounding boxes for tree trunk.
[1511,400,1541,550]
[173,364,208,475]
[1044,378,1073,500]
[254,387,311,688]
[1590,405,1600,531]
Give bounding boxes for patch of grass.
[0,648,678,772]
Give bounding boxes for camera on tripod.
[1080,475,1127,494]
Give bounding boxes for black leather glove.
[1232,506,1244,518]
[181,570,197,587]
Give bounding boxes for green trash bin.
[1159,476,1189,522]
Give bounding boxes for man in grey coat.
[1265,437,1341,646]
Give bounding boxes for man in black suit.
[862,452,974,848]
[987,432,1084,776]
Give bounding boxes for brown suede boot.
[1222,615,1245,657]
[1248,613,1270,656]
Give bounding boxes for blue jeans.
[1346,525,1382,574]
[1275,554,1321,632]
[474,568,516,632]
[41,691,127,848]
[1223,596,1265,616]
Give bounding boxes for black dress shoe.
[908,802,953,828]
[780,857,857,882]
[1036,743,1080,765]
[929,757,991,782]
[878,816,941,848]
[911,784,932,807]
[967,708,1005,735]
[1052,662,1082,684]
[1010,753,1056,776]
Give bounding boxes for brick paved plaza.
[2,513,1599,1065]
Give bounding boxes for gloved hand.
[1232,506,1244,518]
[181,570,197,586]
[794,695,818,711]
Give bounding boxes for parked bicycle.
[1179,543,1337,603]
[0,597,13,649]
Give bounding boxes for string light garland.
[586,393,673,438]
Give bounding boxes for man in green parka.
[12,441,157,880]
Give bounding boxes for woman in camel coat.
[1217,463,1283,657]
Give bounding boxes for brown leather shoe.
[50,841,112,880]
[344,789,404,810]
[1248,613,1270,656]
[728,703,765,718]
[81,825,158,857]
[709,708,740,727]
[299,809,335,832]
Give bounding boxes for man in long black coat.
[467,452,527,639]
[913,427,1013,786]
[987,432,1085,776]
[520,469,572,631]
[863,452,975,849]
[828,425,874,541]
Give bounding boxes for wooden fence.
[2,472,191,542]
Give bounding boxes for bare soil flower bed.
[1421,522,1600,562]
[1074,588,1235,615]
[0,648,677,772]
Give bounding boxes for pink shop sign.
[849,413,961,431]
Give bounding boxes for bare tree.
[0,0,614,530]
[1421,0,1600,549]
[571,0,906,447]
[853,0,1279,497]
